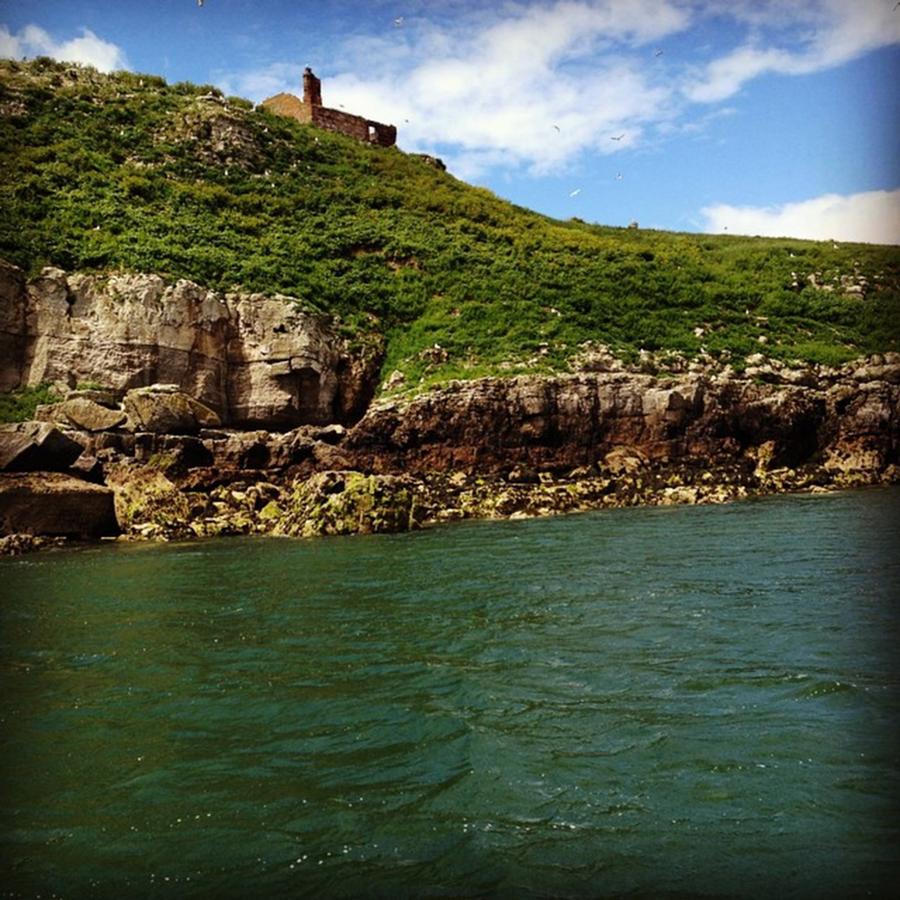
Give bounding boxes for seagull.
[393,16,404,26]
[610,133,625,141]
[553,124,560,132]
[654,48,663,57]
[197,0,204,6]
[615,172,623,180]
[569,188,581,197]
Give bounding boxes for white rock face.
[0,261,380,427]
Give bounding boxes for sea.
[1,487,898,898]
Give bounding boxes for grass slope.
[1,57,898,391]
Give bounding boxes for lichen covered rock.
[276,470,421,537]
[123,385,221,434]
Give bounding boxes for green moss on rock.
[276,470,421,537]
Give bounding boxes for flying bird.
[615,172,623,180]
[553,124,560,132]
[654,48,663,57]
[197,0,204,6]
[569,188,581,197]
[610,133,624,141]
[393,16,405,26]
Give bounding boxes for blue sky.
[2,0,899,243]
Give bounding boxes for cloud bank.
[220,0,900,177]
[0,23,128,72]
[701,189,900,245]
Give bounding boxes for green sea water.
[1,488,898,899]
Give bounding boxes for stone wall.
[261,68,396,147]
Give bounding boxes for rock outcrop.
[122,384,221,434]
[0,260,382,429]
[344,366,900,480]
[0,421,85,471]
[0,472,117,538]
[2,257,898,553]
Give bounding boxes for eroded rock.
[276,470,421,537]
[1,260,382,429]
[0,421,84,471]
[123,385,221,434]
[0,472,117,538]
[38,397,126,432]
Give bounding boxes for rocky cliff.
[1,259,898,552]
[345,362,899,480]
[0,261,381,427]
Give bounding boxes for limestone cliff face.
[0,260,381,428]
[345,365,900,478]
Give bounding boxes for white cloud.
[0,23,128,72]
[217,0,900,177]
[700,190,900,245]
[684,0,900,103]
[220,0,691,176]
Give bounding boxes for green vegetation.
[1,57,898,391]
[0,383,60,423]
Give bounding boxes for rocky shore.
[1,261,898,553]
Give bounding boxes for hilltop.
[1,56,898,396]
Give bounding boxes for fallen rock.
[0,532,68,556]
[603,446,649,475]
[275,470,421,537]
[105,462,192,537]
[42,397,127,432]
[0,472,118,538]
[65,388,120,408]
[0,421,84,471]
[123,385,222,434]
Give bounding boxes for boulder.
[0,421,84,471]
[42,397,126,432]
[105,463,192,537]
[0,472,118,538]
[123,385,222,434]
[65,388,120,408]
[276,470,421,537]
[603,446,649,475]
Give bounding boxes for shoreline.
[2,457,895,557]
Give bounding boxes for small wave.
[793,679,858,700]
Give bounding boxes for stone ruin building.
[261,67,396,147]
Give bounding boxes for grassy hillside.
[1,57,898,389]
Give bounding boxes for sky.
[1,0,899,244]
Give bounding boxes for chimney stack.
[302,67,322,107]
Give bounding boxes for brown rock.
[53,397,126,432]
[0,472,117,538]
[123,385,221,434]
[0,421,84,471]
